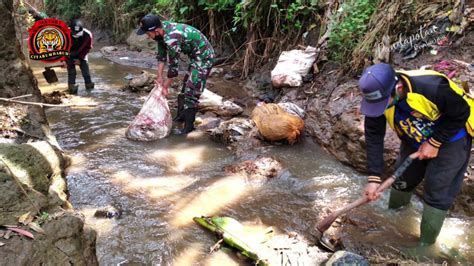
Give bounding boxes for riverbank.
[98,28,474,218]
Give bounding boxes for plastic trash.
[271,46,317,88]
[126,84,172,141]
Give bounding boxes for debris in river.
[252,103,304,144]
[224,156,284,181]
[93,206,122,219]
[121,71,156,92]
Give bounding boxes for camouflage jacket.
[156,21,215,78]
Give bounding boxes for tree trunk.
[0,0,48,141]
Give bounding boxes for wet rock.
[100,46,118,54]
[0,141,70,225]
[209,67,224,76]
[94,206,122,219]
[126,29,156,52]
[0,141,96,264]
[121,71,156,92]
[195,114,222,132]
[0,211,97,266]
[223,72,239,80]
[326,251,369,266]
[224,156,284,180]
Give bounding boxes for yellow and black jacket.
[365,70,472,183]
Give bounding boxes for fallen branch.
[0,97,98,108]
[9,94,33,100]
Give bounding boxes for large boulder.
[126,29,156,52]
[0,212,97,266]
[0,141,97,265]
[0,141,70,224]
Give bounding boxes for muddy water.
[37,54,473,265]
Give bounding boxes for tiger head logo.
[36,28,63,54]
[29,18,71,63]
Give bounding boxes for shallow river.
[33,53,473,265]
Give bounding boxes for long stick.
[315,152,419,235]
[9,94,33,100]
[0,97,98,107]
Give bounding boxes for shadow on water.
[33,51,473,265]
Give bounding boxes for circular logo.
[28,18,71,63]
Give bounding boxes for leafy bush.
[328,0,379,62]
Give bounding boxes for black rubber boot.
[68,84,78,94]
[388,188,413,209]
[173,93,185,122]
[175,108,197,135]
[85,82,95,90]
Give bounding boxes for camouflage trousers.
[181,58,214,109]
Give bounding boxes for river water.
[33,53,473,265]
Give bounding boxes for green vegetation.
[328,0,379,62]
[42,0,387,74]
[44,0,324,76]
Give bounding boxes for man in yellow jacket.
[359,63,472,246]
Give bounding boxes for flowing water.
[32,52,473,265]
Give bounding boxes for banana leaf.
[193,216,273,265]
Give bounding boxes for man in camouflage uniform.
[137,14,215,135]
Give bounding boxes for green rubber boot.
[388,188,413,209]
[420,203,447,246]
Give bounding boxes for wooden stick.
[315,152,419,236]
[0,97,98,107]
[9,94,33,100]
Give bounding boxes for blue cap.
[359,63,398,117]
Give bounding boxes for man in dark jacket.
[136,14,215,135]
[359,63,472,247]
[66,19,94,94]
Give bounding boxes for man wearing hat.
[359,63,472,247]
[136,14,215,135]
[65,19,94,94]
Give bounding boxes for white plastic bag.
[271,46,317,88]
[126,84,172,141]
